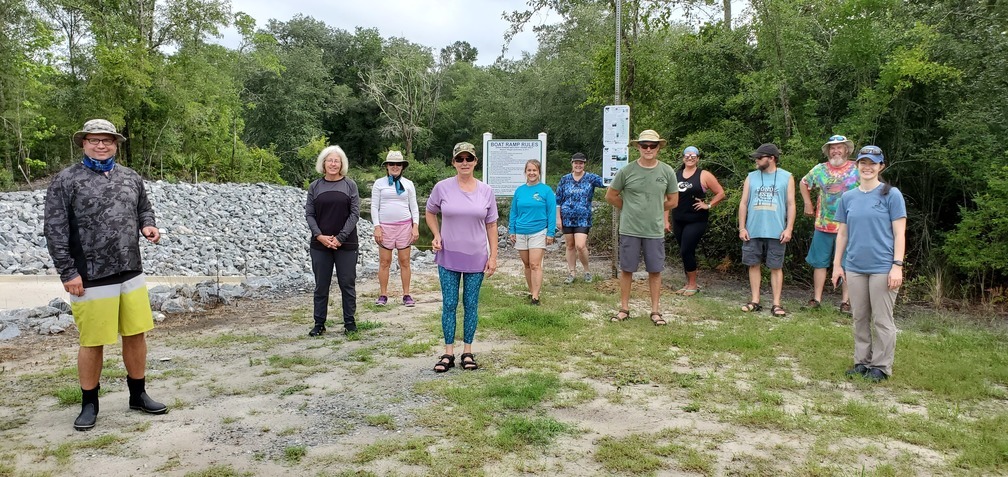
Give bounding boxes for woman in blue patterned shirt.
[555,152,604,283]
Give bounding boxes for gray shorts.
[742,237,786,269]
[619,235,665,273]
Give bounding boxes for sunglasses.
[859,146,883,155]
[828,135,848,142]
[454,155,476,163]
[638,143,659,150]
[683,154,698,159]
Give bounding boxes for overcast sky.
[217,0,558,65]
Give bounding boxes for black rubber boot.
[127,376,168,414]
[74,385,99,431]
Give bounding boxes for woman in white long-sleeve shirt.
[371,151,420,307]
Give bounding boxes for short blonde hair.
[315,145,349,176]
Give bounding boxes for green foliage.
[944,166,1008,284]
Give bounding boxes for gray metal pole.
[611,0,622,279]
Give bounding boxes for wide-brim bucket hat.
[382,150,409,169]
[822,134,854,157]
[73,119,126,147]
[629,129,667,147]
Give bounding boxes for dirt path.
[0,253,858,476]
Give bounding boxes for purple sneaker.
[375,295,388,306]
[403,295,416,307]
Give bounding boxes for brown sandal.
[650,311,667,326]
[771,304,787,317]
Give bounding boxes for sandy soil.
[0,253,925,476]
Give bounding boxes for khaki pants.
[847,271,899,376]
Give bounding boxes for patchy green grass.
[283,445,307,464]
[45,433,127,465]
[364,414,395,430]
[183,464,254,477]
[351,437,435,465]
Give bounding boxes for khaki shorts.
[514,231,547,250]
[70,273,154,346]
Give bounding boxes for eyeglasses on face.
[454,155,476,163]
[325,158,341,164]
[85,138,116,146]
[828,135,848,142]
[859,146,883,155]
[638,143,659,150]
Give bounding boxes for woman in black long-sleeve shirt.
[305,145,360,336]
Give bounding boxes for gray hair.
[315,145,349,176]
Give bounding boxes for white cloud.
[218,0,558,65]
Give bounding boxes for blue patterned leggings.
[438,266,485,344]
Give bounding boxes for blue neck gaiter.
[82,155,116,173]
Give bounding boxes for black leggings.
[672,220,708,273]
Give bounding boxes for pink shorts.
[378,219,415,250]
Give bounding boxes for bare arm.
[781,175,796,243]
[831,223,848,287]
[485,221,498,276]
[738,177,751,241]
[697,170,726,210]
[799,180,815,217]
[605,187,623,209]
[889,217,907,289]
[425,211,441,251]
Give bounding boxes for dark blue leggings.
[673,220,708,273]
[438,266,484,345]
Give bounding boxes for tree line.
[3,0,1007,301]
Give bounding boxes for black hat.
[750,143,781,159]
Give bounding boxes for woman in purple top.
[425,142,499,373]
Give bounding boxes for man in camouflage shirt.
[44,119,168,431]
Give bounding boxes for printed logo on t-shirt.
[678,181,692,193]
[754,185,779,211]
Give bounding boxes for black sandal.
[433,354,454,373]
[610,309,630,322]
[771,304,788,317]
[741,302,763,312]
[460,352,479,371]
[650,311,667,326]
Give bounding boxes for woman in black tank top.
[668,147,726,296]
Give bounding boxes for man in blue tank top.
[737,143,796,317]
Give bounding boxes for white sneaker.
[584,273,593,283]
[563,274,575,284]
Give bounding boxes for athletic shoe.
[375,295,388,306]
[403,295,416,307]
[564,274,575,284]
[584,273,593,283]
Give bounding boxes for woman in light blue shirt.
[832,145,906,383]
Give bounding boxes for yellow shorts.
[70,273,154,346]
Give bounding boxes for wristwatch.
[892,260,905,267]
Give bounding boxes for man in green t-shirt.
[605,129,678,326]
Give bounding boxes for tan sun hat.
[382,150,409,169]
[629,129,667,147]
[72,119,126,147]
[821,134,854,157]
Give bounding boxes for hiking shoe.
[74,403,98,431]
[563,274,575,284]
[845,363,869,377]
[375,295,388,306]
[584,273,593,283]
[865,368,889,382]
[403,295,416,307]
[839,301,852,313]
[129,392,168,414]
[308,325,326,337]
